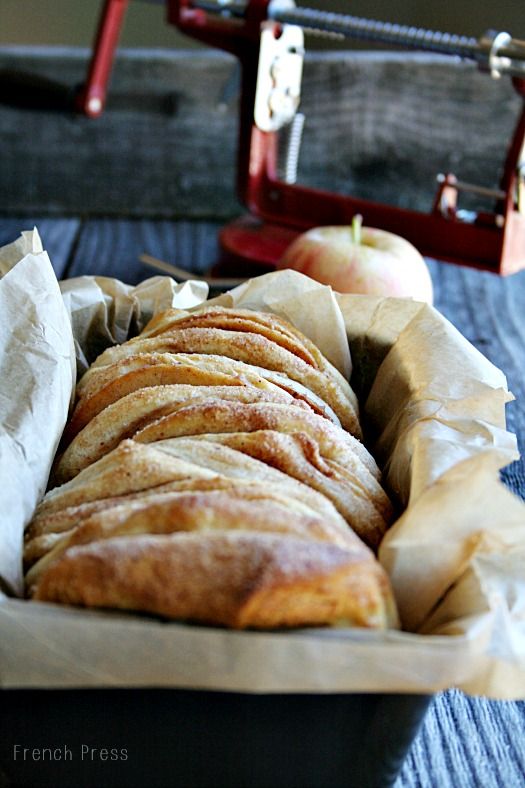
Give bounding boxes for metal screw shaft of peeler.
[191,0,525,78]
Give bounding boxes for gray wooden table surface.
[1,215,524,788]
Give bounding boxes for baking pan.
[0,689,431,788]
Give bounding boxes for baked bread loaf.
[87,323,360,435]
[155,432,392,549]
[28,440,345,533]
[68,352,342,439]
[53,384,312,484]
[25,441,349,567]
[33,532,397,630]
[26,304,398,631]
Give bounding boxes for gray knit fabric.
[397,691,525,787]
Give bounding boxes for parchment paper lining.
[0,229,524,698]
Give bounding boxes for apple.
[278,216,433,304]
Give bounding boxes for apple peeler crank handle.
[191,0,525,79]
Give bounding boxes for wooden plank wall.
[0,46,522,218]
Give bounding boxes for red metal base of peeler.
[217,214,298,275]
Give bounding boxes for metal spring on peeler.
[280,111,305,184]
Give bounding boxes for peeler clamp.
[78,0,525,274]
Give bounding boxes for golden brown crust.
[134,400,378,478]
[138,305,345,371]
[37,440,217,518]
[159,431,392,549]
[73,352,342,439]
[24,531,69,566]
[29,440,345,540]
[66,358,261,443]
[89,327,360,436]
[139,306,320,366]
[140,308,358,417]
[54,384,308,483]
[25,461,350,571]
[26,485,361,588]
[33,532,398,630]
[126,438,346,524]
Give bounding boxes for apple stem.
[352,214,363,245]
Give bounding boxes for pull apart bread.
[26,305,399,630]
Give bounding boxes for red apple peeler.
[36,1,525,274]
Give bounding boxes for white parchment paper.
[0,230,75,595]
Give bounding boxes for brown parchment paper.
[1,230,524,699]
